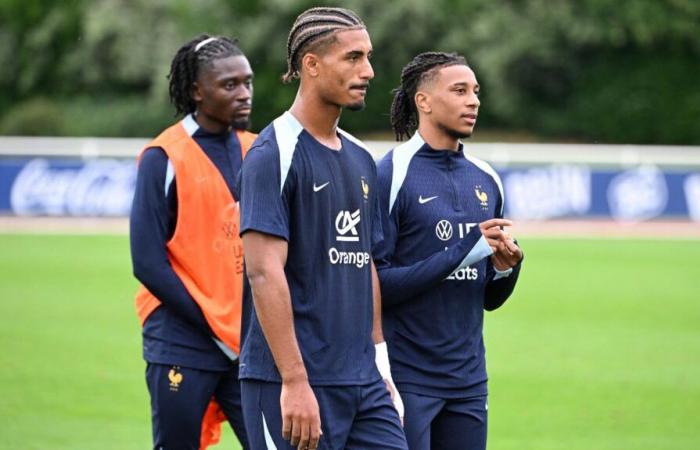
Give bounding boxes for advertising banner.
[0,157,698,221]
[0,158,136,216]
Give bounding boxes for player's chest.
[398,167,497,241]
[294,151,374,229]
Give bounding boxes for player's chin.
[231,117,251,131]
[447,126,473,140]
[345,100,366,112]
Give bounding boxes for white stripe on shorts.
[262,412,278,450]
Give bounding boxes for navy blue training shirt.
[130,114,243,371]
[374,132,521,398]
[238,111,383,385]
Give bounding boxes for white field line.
[0,217,699,240]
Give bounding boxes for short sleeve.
[239,142,292,240]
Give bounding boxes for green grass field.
[1,234,699,449]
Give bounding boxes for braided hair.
[390,52,467,141]
[167,34,244,116]
[283,7,365,83]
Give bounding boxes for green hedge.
[2,0,700,143]
[507,50,700,144]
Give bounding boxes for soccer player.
[130,34,255,450]
[237,7,407,450]
[374,52,524,450]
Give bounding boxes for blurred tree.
[2,0,699,143]
[0,0,83,105]
[0,98,65,135]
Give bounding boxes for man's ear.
[415,91,431,114]
[301,53,321,78]
[192,81,203,103]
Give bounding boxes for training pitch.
[0,233,698,450]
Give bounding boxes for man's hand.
[479,219,513,252]
[281,377,322,450]
[243,231,321,449]
[375,342,404,425]
[491,235,522,271]
[479,218,522,270]
[383,377,405,426]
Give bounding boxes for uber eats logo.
[329,209,370,268]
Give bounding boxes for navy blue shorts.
[241,378,407,450]
[145,362,249,450]
[402,392,487,450]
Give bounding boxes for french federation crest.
[168,366,183,391]
[474,185,488,209]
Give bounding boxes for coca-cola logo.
[10,158,136,216]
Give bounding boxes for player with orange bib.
[130,34,255,450]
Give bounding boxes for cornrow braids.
[283,6,365,83]
[390,52,467,141]
[167,34,243,116]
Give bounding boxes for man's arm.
[374,156,509,306]
[483,183,524,311]
[371,261,404,423]
[130,148,211,333]
[238,142,319,446]
[375,219,512,307]
[484,237,523,311]
[242,231,321,450]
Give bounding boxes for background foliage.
[2,0,699,143]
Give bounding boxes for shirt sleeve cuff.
[493,266,513,280]
[457,235,493,270]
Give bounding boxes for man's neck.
[417,123,459,151]
[193,112,229,135]
[289,89,342,150]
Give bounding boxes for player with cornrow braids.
[238,6,408,450]
[130,33,256,450]
[390,52,467,141]
[375,51,524,449]
[281,6,365,84]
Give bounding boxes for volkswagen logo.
[435,220,453,241]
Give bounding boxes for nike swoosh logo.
[313,182,330,192]
[418,195,438,204]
